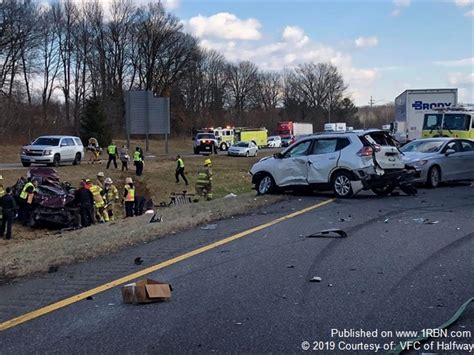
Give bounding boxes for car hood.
[250,156,275,174]
[402,152,438,163]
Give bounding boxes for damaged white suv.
[250,130,414,198]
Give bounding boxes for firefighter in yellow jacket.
[103,177,119,221]
[89,183,109,222]
[195,158,213,201]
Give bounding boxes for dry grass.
[0,139,283,280]
[0,193,287,280]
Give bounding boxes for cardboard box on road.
[122,278,172,304]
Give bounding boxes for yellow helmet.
[204,158,212,166]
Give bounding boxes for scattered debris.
[200,224,217,230]
[122,278,172,304]
[108,303,115,306]
[413,218,440,225]
[328,283,333,287]
[224,193,237,199]
[86,296,94,300]
[220,250,230,253]
[384,218,389,223]
[309,276,322,282]
[134,257,144,265]
[47,265,59,273]
[413,218,426,224]
[424,220,439,225]
[286,265,295,268]
[235,322,243,326]
[149,213,163,223]
[306,228,348,238]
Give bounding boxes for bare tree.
[255,71,282,110]
[226,61,259,121]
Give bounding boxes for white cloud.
[354,36,379,48]
[391,0,411,16]
[435,57,474,66]
[186,13,262,40]
[464,9,474,16]
[282,26,309,47]
[453,0,473,7]
[391,9,401,16]
[394,0,411,7]
[162,0,180,10]
[448,72,474,86]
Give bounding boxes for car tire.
[256,174,275,195]
[426,166,441,188]
[72,153,81,166]
[52,154,60,167]
[194,148,199,154]
[371,184,395,196]
[246,151,249,157]
[254,151,258,157]
[220,143,228,151]
[22,162,31,167]
[332,171,354,198]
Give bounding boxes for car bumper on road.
[228,151,247,156]
[356,168,416,189]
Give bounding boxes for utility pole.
[366,96,376,129]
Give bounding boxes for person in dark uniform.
[1,188,17,240]
[74,181,95,227]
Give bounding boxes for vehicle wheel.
[220,143,228,151]
[246,151,249,157]
[22,162,31,167]
[52,154,60,167]
[72,153,81,166]
[371,184,395,196]
[254,151,258,157]
[256,174,275,195]
[332,172,354,198]
[426,166,440,188]
[194,148,199,154]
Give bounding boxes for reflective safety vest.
[124,185,135,202]
[196,167,212,187]
[177,158,184,168]
[107,144,117,155]
[133,151,142,162]
[20,182,34,200]
[105,185,119,204]
[89,185,105,208]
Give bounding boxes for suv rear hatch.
[361,132,405,171]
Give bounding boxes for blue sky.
[166,0,474,106]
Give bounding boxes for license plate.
[204,146,211,150]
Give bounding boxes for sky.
[164,0,473,106]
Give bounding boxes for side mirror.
[273,152,283,159]
[445,148,456,156]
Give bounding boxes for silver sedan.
[401,138,474,187]
[227,141,258,157]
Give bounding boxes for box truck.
[277,121,313,136]
[394,88,458,141]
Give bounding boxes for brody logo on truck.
[412,101,452,111]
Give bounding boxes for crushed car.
[249,129,417,198]
[13,168,80,227]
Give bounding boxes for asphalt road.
[0,184,473,353]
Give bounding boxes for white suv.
[250,130,413,198]
[20,135,84,167]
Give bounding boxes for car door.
[306,138,342,183]
[272,140,312,186]
[61,138,74,161]
[440,140,464,181]
[458,140,474,180]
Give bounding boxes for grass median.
[0,141,285,280]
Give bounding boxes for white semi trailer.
[394,88,458,141]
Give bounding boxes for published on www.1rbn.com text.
[300,328,473,352]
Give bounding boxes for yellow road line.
[0,198,334,332]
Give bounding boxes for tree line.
[0,0,363,144]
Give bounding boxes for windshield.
[197,134,215,139]
[234,142,248,147]
[32,137,60,146]
[443,114,471,131]
[423,114,443,130]
[400,140,444,153]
